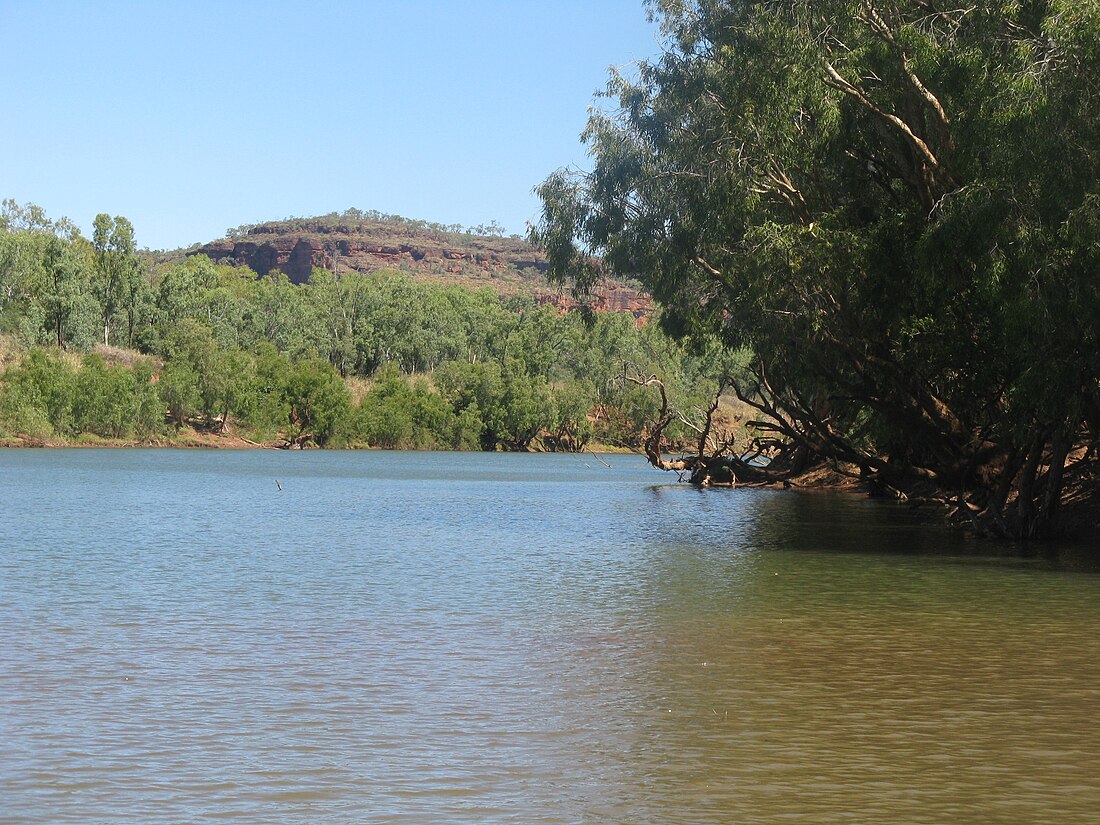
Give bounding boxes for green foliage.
[159,359,200,429]
[282,358,351,446]
[533,0,1100,536]
[161,319,223,425]
[214,348,261,431]
[72,354,140,439]
[433,360,557,451]
[0,349,75,437]
[498,368,554,451]
[543,379,596,451]
[129,359,164,437]
[1,199,77,237]
[1,201,731,453]
[353,365,460,449]
[247,344,292,438]
[91,214,139,347]
[38,236,86,349]
[435,360,506,450]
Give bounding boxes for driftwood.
[620,368,810,487]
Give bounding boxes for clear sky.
[0,1,661,250]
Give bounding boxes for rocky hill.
[188,210,651,319]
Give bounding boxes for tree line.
[0,199,730,450]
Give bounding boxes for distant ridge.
[188,210,651,319]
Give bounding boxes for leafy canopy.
[534,0,1100,537]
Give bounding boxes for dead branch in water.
[618,365,808,487]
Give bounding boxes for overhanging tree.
[533,0,1100,538]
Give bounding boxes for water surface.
[2,449,1098,823]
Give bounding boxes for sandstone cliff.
[188,213,651,321]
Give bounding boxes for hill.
[187,209,651,319]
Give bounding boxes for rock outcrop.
[192,224,548,286]
[187,215,650,322]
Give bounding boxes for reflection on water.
[1,449,1099,824]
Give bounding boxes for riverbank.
[0,430,265,450]
[0,429,641,455]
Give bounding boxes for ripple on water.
[1,449,1099,824]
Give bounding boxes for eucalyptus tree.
[242,271,312,355]
[39,236,85,349]
[0,231,34,311]
[91,214,140,346]
[0,199,76,236]
[0,201,79,323]
[533,0,1100,538]
[306,268,361,376]
[156,257,216,327]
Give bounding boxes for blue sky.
[0,1,661,250]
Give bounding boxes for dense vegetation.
[224,208,514,242]
[534,0,1100,538]
[0,199,727,451]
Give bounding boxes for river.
[2,449,1098,823]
